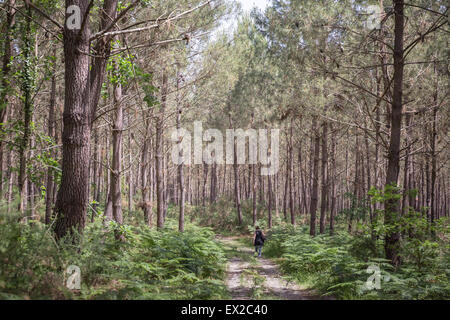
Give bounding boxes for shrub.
[262,222,449,300]
[0,207,228,300]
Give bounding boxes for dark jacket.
[254,230,265,246]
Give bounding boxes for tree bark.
[289,119,295,225]
[45,50,57,224]
[176,73,185,232]
[109,77,124,226]
[384,0,404,266]
[156,69,168,229]
[310,116,320,236]
[18,3,33,215]
[329,123,337,235]
[54,0,92,239]
[54,0,119,240]
[319,119,328,233]
[0,0,16,198]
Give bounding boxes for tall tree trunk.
[54,0,119,239]
[45,51,57,224]
[252,163,257,225]
[109,77,123,226]
[310,116,320,236]
[384,0,404,266]
[18,4,34,216]
[289,119,295,225]
[268,174,273,228]
[350,136,360,233]
[54,0,91,238]
[156,69,168,229]
[319,119,328,233]
[140,125,152,227]
[283,136,289,221]
[364,127,372,219]
[202,163,209,206]
[402,113,411,216]
[211,161,217,203]
[104,133,113,221]
[176,73,185,232]
[329,123,337,235]
[234,145,242,224]
[128,112,133,214]
[429,65,438,229]
[91,126,101,222]
[0,0,16,197]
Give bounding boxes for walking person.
[253,226,266,257]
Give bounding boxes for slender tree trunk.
[211,161,217,203]
[289,119,295,225]
[384,0,404,266]
[176,73,185,232]
[310,116,320,236]
[18,4,33,215]
[232,145,242,225]
[402,113,411,216]
[283,135,289,221]
[268,174,273,228]
[0,0,16,198]
[319,119,328,233]
[110,77,123,226]
[252,163,257,225]
[430,66,438,228]
[45,51,57,224]
[202,163,209,206]
[140,126,152,226]
[92,127,103,222]
[104,133,113,221]
[128,112,133,214]
[234,144,242,224]
[329,123,337,235]
[156,69,168,229]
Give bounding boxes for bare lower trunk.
[110,80,123,226]
[268,174,273,228]
[319,120,328,234]
[140,134,152,226]
[251,163,257,225]
[45,56,57,224]
[156,70,168,229]
[18,4,33,216]
[329,123,337,235]
[0,0,16,198]
[176,73,185,232]
[54,0,119,239]
[233,139,242,225]
[289,120,295,225]
[202,163,208,206]
[310,116,320,236]
[54,0,92,239]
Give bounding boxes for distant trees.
[251,0,448,265]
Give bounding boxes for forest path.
[218,236,329,300]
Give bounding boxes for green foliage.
[0,206,228,300]
[264,222,449,300]
[107,48,136,86]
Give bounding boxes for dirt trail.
[219,236,331,300]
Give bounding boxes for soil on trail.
[219,236,332,300]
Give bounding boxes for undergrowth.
[0,208,228,300]
[264,221,450,300]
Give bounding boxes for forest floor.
[218,236,332,300]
